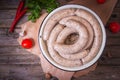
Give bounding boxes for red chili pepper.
[9,0,28,33]
[15,0,25,19]
[9,8,28,32]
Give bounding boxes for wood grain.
[0,0,120,80]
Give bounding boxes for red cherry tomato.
[21,38,33,49]
[97,0,106,4]
[109,22,120,33]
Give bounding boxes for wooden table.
[0,0,120,80]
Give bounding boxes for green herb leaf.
[25,0,59,22]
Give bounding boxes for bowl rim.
[38,4,106,71]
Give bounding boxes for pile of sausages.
[43,8,102,67]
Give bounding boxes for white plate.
[38,4,106,71]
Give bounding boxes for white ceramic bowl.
[38,5,106,71]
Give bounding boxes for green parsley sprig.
[25,0,59,22]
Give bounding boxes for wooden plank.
[0,64,120,80]
[0,0,19,9]
[76,66,120,80]
[105,8,120,24]
[0,36,19,46]
[103,46,120,58]
[0,10,29,28]
[0,10,29,19]
[0,10,16,19]
[0,54,40,64]
[112,8,120,15]
[0,64,44,80]
[0,15,28,28]
[99,57,120,66]
[106,29,120,37]
[108,8,120,23]
[0,28,21,36]
[0,46,28,54]
[106,37,120,46]
[108,17,120,23]
[116,0,120,7]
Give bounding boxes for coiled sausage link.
[54,20,88,54]
[56,27,89,60]
[59,15,94,49]
[43,8,76,40]
[47,24,82,67]
[75,9,102,64]
[56,27,77,44]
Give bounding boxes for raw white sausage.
[56,27,77,44]
[56,27,89,60]
[43,8,76,40]
[75,9,102,64]
[47,24,82,67]
[59,15,94,49]
[54,20,88,54]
